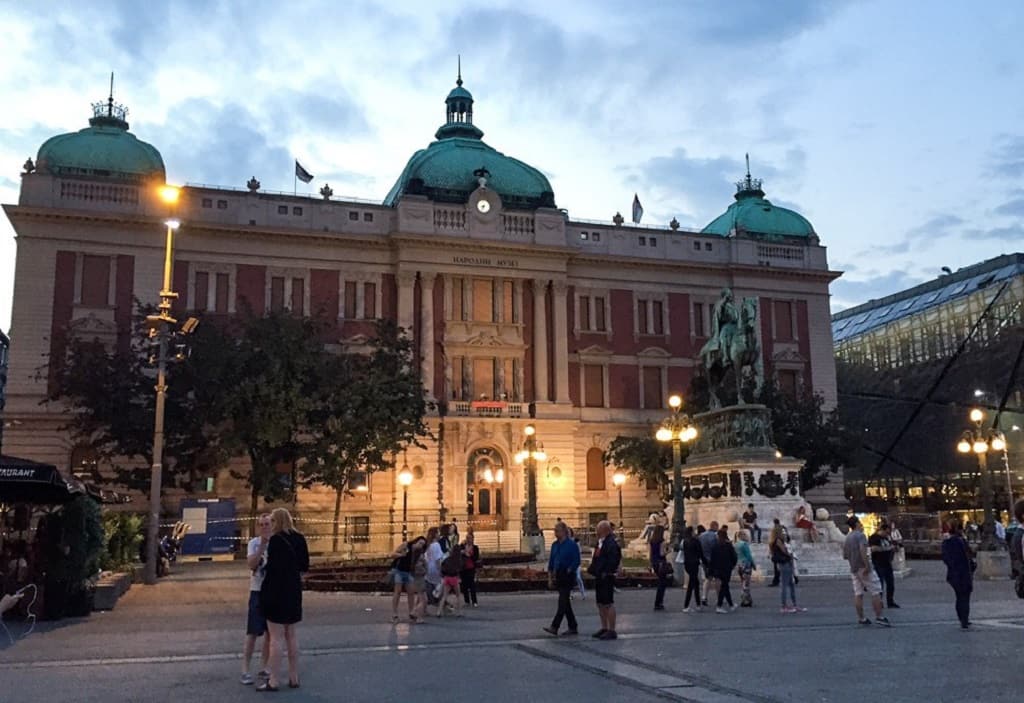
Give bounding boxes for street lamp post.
[398,462,414,541]
[956,407,1008,552]
[515,424,547,552]
[483,467,505,552]
[612,469,626,542]
[656,394,698,549]
[144,185,181,586]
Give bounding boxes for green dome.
[36,101,165,181]
[384,76,555,210]
[701,173,815,239]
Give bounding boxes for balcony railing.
[451,401,525,418]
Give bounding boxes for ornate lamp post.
[398,461,414,541]
[515,424,547,549]
[956,407,1007,552]
[144,185,181,585]
[656,394,698,549]
[483,466,505,552]
[612,469,626,541]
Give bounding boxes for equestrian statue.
[698,288,764,409]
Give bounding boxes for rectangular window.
[270,277,285,312]
[452,356,464,400]
[215,273,229,313]
[291,278,304,315]
[502,358,515,399]
[194,271,209,312]
[637,299,649,334]
[217,199,228,209]
[778,370,799,398]
[344,281,357,319]
[201,198,212,208]
[277,205,288,215]
[349,211,359,221]
[704,242,713,251]
[693,302,705,337]
[693,241,701,251]
[350,516,370,543]
[639,236,647,246]
[642,366,662,409]
[292,206,303,216]
[583,364,604,408]
[594,297,606,332]
[81,255,111,306]
[473,357,495,400]
[592,232,600,242]
[652,300,664,335]
[348,471,368,491]
[579,295,591,331]
[364,282,376,318]
[649,237,657,247]
[502,281,514,322]
[580,231,589,240]
[472,279,494,322]
[363,212,373,222]
[774,300,795,341]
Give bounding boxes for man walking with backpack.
[588,520,622,640]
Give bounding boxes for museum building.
[2,75,840,552]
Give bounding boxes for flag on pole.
[295,160,314,183]
[632,193,643,224]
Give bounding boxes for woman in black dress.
[258,508,309,692]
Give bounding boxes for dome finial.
[734,153,763,200]
[90,72,129,129]
[457,54,462,87]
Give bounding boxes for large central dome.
[384,74,555,210]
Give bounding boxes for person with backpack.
[439,544,465,618]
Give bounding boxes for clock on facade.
[476,199,491,214]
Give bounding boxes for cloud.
[867,213,965,256]
[993,194,1024,217]
[831,270,926,308]
[989,134,1024,178]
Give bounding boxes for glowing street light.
[656,394,698,547]
[516,424,546,542]
[957,407,1009,551]
[398,460,414,541]
[482,467,506,551]
[612,469,626,540]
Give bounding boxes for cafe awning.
[0,455,86,505]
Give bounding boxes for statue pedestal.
[678,405,850,577]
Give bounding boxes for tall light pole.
[515,424,546,545]
[612,469,626,542]
[483,466,505,552]
[398,461,414,541]
[145,185,181,585]
[956,407,1007,552]
[656,394,698,549]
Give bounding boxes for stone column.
[419,272,436,400]
[532,279,549,403]
[551,279,571,403]
[396,270,416,334]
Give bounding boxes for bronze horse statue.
[699,296,764,409]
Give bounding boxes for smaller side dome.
[701,157,815,240]
[35,86,165,182]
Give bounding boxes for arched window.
[586,448,606,491]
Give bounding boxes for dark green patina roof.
[702,172,815,239]
[384,76,555,210]
[36,99,165,181]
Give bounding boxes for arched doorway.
[466,447,505,531]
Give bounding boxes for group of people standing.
[242,508,311,692]
[673,522,760,613]
[545,519,622,639]
[387,522,481,623]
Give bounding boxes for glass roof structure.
[831,253,1024,344]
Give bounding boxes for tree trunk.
[332,486,343,553]
[250,484,259,539]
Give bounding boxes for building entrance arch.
[466,447,506,531]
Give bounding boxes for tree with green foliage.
[604,432,678,495]
[301,320,431,551]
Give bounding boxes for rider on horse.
[700,288,739,362]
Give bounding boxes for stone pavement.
[1,560,1022,703]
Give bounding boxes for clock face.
[476,199,491,214]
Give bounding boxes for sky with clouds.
[1,0,1023,332]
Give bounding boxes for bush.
[99,512,144,571]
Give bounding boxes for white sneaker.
[730,605,738,612]
[682,607,693,613]
[715,607,728,614]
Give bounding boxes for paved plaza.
[1,561,1022,703]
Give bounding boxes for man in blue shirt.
[543,521,581,636]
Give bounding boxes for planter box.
[93,572,132,611]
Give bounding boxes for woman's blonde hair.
[270,507,295,534]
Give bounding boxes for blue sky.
[1,1,1023,331]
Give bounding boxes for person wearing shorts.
[587,520,622,640]
[241,514,272,685]
[843,516,889,627]
[389,536,422,623]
